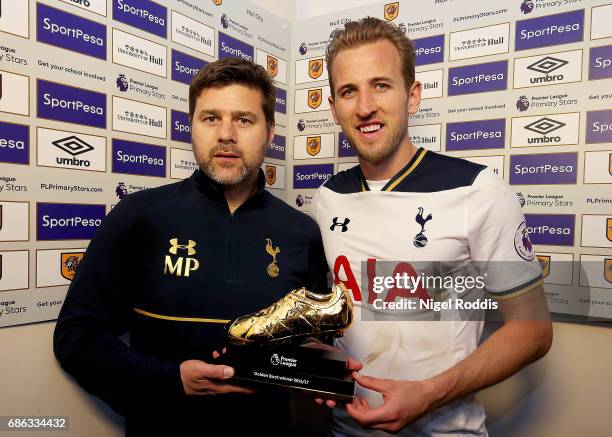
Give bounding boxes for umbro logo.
[330,217,350,232]
[524,117,566,135]
[527,56,568,74]
[52,136,94,156]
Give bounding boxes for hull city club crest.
[537,255,551,278]
[265,238,280,278]
[307,136,321,156]
[267,55,278,78]
[605,259,612,284]
[61,252,84,281]
[308,59,323,79]
[607,218,612,243]
[413,207,432,248]
[609,153,612,176]
[308,89,322,109]
[384,2,399,21]
[212,0,222,5]
[265,165,277,186]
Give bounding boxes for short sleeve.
[467,168,542,299]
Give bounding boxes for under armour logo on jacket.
[330,217,350,232]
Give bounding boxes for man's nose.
[217,119,237,143]
[356,89,377,119]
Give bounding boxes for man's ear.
[407,81,422,115]
[267,124,275,146]
[329,95,340,125]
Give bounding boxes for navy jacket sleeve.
[305,222,330,294]
[53,196,184,416]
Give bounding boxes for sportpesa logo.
[37,80,106,129]
[171,49,208,85]
[37,3,106,60]
[448,60,507,95]
[113,0,167,38]
[218,32,254,61]
[515,10,584,51]
[293,164,334,189]
[37,203,105,240]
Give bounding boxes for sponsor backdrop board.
[0,0,290,327]
[1,0,611,325]
[290,0,612,320]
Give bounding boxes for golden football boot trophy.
[217,283,355,401]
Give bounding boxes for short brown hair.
[189,57,275,127]
[326,17,415,96]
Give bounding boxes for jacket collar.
[190,168,266,209]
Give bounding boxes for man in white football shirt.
[314,17,553,436]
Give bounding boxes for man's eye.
[238,118,252,125]
[203,116,217,122]
[341,89,356,98]
[376,83,389,90]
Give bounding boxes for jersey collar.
[358,147,427,192]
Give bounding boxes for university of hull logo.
[164,238,199,277]
[61,252,84,281]
[307,136,321,156]
[384,2,399,21]
[413,207,432,248]
[265,238,280,278]
[514,221,535,260]
[605,259,612,284]
[537,255,550,278]
[516,95,530,111]
[309,59,323,79]
[607,218,612,243]
[267,55,278,78]
[265,165,276,185]
[308,89,322,109]
[330,217,350,232]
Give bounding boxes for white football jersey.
[314,148,542,436]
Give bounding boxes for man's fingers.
[347,358,363,372]
[353,372,390,393]
[197,362,235,380]
[347,401,397,428]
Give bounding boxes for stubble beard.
[195,142,266,186]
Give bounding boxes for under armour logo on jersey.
[413,207,432,248]
[330,217,350,232]
[168,238,197,256]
